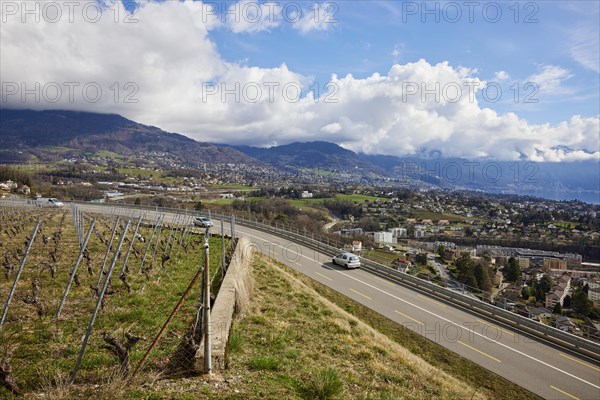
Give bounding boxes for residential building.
[374,231,395,244]
[543,258,567,271]
[389,227,407,238]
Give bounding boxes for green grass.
[210,184,258,191]
[336,193,388,203]
[94,150,124,159]
[42,146,78,151]
[207,198,236,205]
[248,355,282,371]
[298,368,344,400]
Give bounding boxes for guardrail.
[13,199,599,361]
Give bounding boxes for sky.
[1,0,599,161]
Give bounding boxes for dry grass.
[218,254,488,400]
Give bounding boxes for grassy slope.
[223,254,490,399]
[276,260,541,400]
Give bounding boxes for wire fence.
[0,201,236,396]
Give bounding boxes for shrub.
[248,355,281,371]
[299,367,344,400]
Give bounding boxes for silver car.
[193,216,214,227]
[332,252,361,269]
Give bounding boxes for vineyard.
[0,202,232,398]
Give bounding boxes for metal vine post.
[56,219,96,318]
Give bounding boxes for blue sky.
[1,0,598,160]
[205,0,599,124]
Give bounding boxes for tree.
[572,290,592,316]
[437,245,446,260]
[455,253,473,275]
[194,201,204,211]
[563,295,571,308]
[504,257,521,283]
[582,283,589,295]
[473,263,492,292]
[415,253,428,266]
[552,303,562,314]
[521,287,530,300]
[535,288,545,302]
[538,275,553,293]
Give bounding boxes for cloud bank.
[1,0,598,162]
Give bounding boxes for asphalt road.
[73,204,600,400]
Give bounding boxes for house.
[351,241,362,252]
[528,307,552,321]
[555,316,576,332]
[493,270,503,286]
[301,191,313,198]
[17,184,30,195]
[545,289,566,309]
[588,287,600,307]
[0,180,17,190]
[414,229,425,238]
[392,257,411,273]
[220,193,234,199]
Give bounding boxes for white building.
[414,229,425,238]
[301,191,313,198]
[374,231,395,244]
[390,227,407,238]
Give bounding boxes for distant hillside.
[234,141,386,175]
[0,109,256,165]
[361,153,600,202]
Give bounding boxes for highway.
[70,203,600,399]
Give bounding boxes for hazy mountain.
[234,141,386,175]
[1,109,597,202]
[0,108,256,164]
[361,153,600,202]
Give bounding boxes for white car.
[37,197,64,207]
[193,216,214,227]
[332,252,361,269]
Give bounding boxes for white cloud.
[1,1,598,163]
[321,122,342,133]
[292,2,337,34]
[569,27,600,73]
[526,65,573,95]
[494,71,510,81]
[226,0,281,34]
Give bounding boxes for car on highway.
[36,197,64,207]
[193,216,214,228]
[332,252,361,269]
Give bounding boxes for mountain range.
[0,108,254,164]
[1,109,598,203]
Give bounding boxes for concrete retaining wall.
[194,236,253,372]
